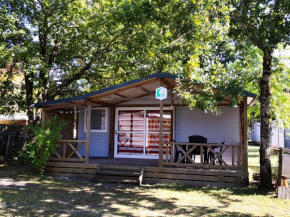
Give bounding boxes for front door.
[114,108,172,159]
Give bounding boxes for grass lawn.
[248,142,279,168]
[248,143,280,182]
[0,145,289,217]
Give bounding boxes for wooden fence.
[0,124,27,158]
[276,147,290,200]
[161,142,246,170]
[50,140,86,162]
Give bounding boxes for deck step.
[93,166,144,185]
[97,170,140,177]
[99,164,143,171]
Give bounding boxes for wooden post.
[170,89,174,140]
[63,142,66,158]
[277,147,283,187]
[170,89,174,164]
[42,108,46,121]
[159,79,164,167]
[239,98,248,168]
[5,134,11,156]
[109,106,115,158]
[75,109,79,140]
[243,97,248,172]
[85,103,91,164]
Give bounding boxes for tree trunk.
[259,50,274,190]
[24,73,34,142]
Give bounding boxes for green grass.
[248,142,279,167]
[248,143,280,181]
[0,146,288,216]
[1,164,290,216]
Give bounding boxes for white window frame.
[84,107,108,133]
[114,107,174,159]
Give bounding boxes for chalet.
[34,73,256,187]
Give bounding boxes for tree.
[247,45,290,129]
[0,0,203,125]
[176,0,289,190]
[0,0,150,122]
[230,0,290,190]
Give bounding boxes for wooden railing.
[50,140,86,162]
[161,142,246,170]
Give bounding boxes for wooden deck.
[89,158,159,167]
[45,157,249,187]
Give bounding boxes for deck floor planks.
[44,158,248,187]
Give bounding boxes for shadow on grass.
[0,178,258,217]
[152,183,271,196]
[145,183,276,211]
[0,164,278,217]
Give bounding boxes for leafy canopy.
[0,0,216,117]
[175,0,290,129]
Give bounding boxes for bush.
[20,117,66,174]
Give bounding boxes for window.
[115,108,172,157]
[84,108,108,132]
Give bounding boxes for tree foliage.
[0,0,210,120]
[175,0,289,190]
[1,0,289,190]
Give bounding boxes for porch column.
[85,102,91,164]
[239,98,248,171]
[41,108,52,122]
[159,80,164,167]
[170,88,174,140]
[41,108,47,121]
[109,106,115,158]
[243,97,248,172]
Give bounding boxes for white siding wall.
[175,107,240,144]
[76,106,242,160]
[251,123,261,143]
[271,125,285,148]
[175,107,240,163]
[278,128,285,148]
[271,126,279,147]
[252,121,285,148]
[285,129,290,149]
[77,109,110,157]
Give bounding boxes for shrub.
[20,117,66,174]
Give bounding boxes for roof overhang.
[33,73,257,111]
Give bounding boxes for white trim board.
[84,107,108,133]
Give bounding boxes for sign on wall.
[155,86,167,100]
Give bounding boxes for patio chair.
[208,141,225,165]
[188,135,207,163]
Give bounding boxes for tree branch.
[49,29,127,99]
[162,29,194,49]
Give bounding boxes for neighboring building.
[0,114,28,126]
[251,121,287,148]
[285,128,290,149]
